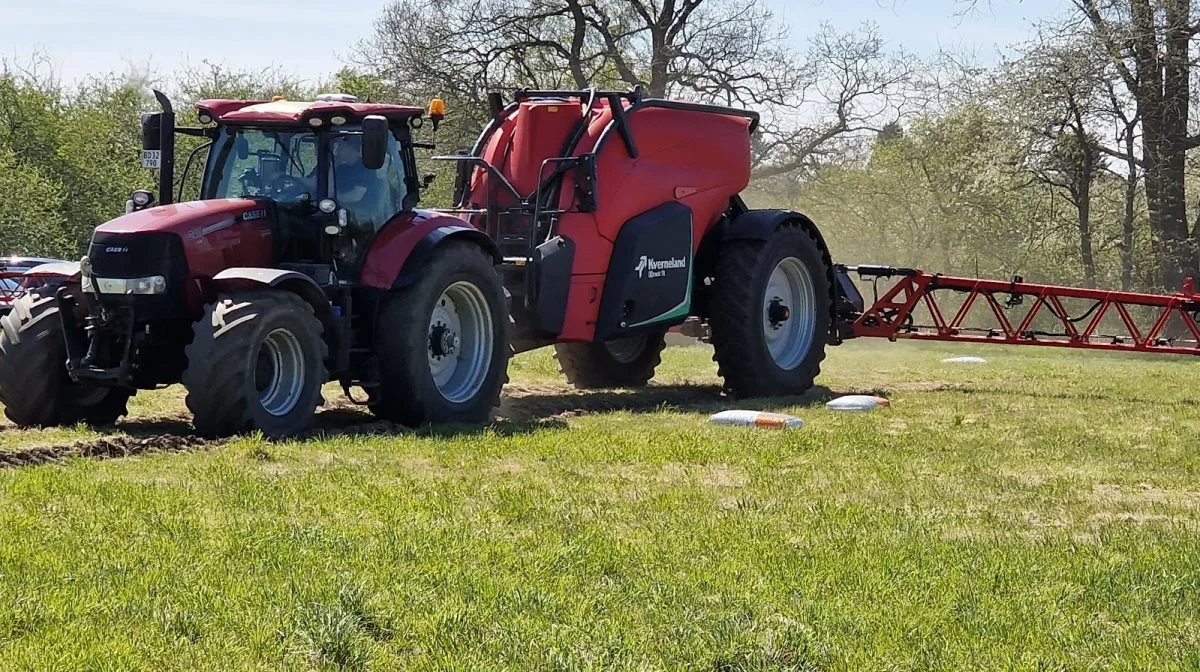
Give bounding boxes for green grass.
[2,341,1200,670]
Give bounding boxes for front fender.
[210,267,331,322]
[359,213,500,290]
[23,261,81,281]
[212,267,324,290]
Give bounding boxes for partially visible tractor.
[0,87,847,437]
[0,92,513,434]
[0,256,65,316]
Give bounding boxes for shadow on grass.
[295,407,571,440]
[917,382,1200,406]
[497,383,857,421]
[0,383,867,469]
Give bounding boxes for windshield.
[204,127,319,204]
[202,126,410,233]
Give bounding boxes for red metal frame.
[850,269,1200,355]
[0,269,30,308]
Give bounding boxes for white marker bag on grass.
[709,410,804,429]
[825,395,890,411]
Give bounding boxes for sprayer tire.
[554,328,668,389]
[709,221,833,398]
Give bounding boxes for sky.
[0,0,1070,87]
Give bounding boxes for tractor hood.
[96,198,267,238]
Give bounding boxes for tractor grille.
[88,232,190,319]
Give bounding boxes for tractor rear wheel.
[553,328,667,389]
[182,291,327,438]
[369,242,509,427]
[709,222,832,398]
[0,288,131,427]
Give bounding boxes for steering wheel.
[267,174,309,201]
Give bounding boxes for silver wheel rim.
[763,256,816,370]
[256,328,307,417]
[428,280,494,404]
[604,334,648,364]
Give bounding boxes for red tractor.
[0,88,851,437]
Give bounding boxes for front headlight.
[89,275,168,295]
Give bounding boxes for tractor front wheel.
[553,328,667,389]
[708,222,832,398]
[182,291,328,438]
[370,242,509,427]
[0,288,131,427]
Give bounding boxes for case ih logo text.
[105,246,129,253]
[635,255,687,279]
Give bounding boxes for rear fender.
[359,215,500,290]
[722,208,830,253]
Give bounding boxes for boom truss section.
[845,265,1200,356]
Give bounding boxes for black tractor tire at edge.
[0,287,132,427]
[369,241,510,427]
[708,221,833,398]
[182,290,328,438]
[554,328,668,389]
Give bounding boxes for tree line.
[2,0,1198,294]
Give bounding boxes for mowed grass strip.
[1,341,1199,670]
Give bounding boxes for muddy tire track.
[0,434,216,469]
[0,415,419,469]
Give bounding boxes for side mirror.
[422,173,436,189]
[361,115,389,170]
[141,113,163,151]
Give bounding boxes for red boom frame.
[848,266,1200,355]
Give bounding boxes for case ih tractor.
[0,88,845,437]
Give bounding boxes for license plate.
[141,150,161,169]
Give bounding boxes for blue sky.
[0,0,1068,86]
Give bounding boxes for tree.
[1030,131,1106,286]
[355,0,923,180]
[1001,33,1112,287]
[1076,0,1199,291]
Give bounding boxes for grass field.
[1,340,1199,670]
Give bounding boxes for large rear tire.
[182,291,327,438]
[0,288,131,427]
[369,242,509,427]
[553,328,667,389]
[709,222,832,398]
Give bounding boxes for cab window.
[327,131,408,232]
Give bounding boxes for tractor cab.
[135,91,436,274]
[198,119,413,267]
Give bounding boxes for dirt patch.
[700,464,749,488]
[488,457,526,475]
[877,381,966,393]
[1089,483,1200,508]
[1089,511,1200,529]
